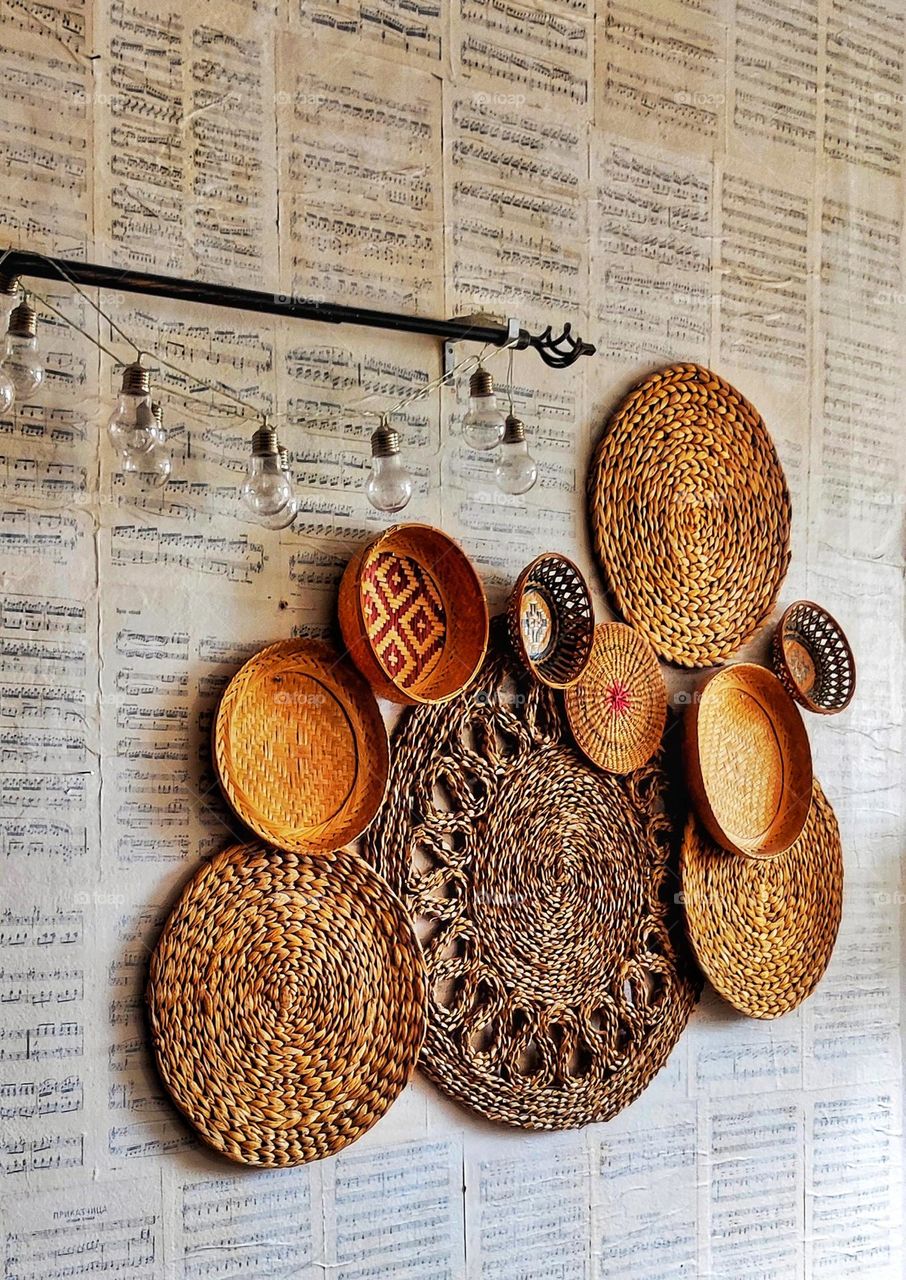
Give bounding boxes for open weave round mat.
[588,364,791,667]
[364,624,700,1130]
[147,843,427,1166]
[680,781,843,1019]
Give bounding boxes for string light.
[461,362,506,450]
[240,422,298,529]
[495,414,538,495]
[2,295,44,397]
[366,415,413,514]
[120,402,172,490]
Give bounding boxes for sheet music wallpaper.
[0,0,904,1274]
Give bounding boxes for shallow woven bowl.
[684,662,813,858]
[338,523,488,705]
[507,553,594,688]
[772,600,855,715]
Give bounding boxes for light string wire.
[2,249,520,440]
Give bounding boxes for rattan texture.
[588,363,792,668]
[772,600,856,714]
[680,781,843,1018]
[685,662,812,859]
[565,622,666,774]
[147,842,427,1166]
[214,639,389,853]
[364,623,700,1130]
[507,554,594,688]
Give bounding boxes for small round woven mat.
[565,622,666,773]
[214,639,388,852]
[147,843,427,1166]
[364,623,700,1130]
[680,781,843,1019]
[588,363,791,667]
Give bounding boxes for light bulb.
[495,414,538,495]
[2,300,44,397]
[462,366,506,450]
[366,424,413,513]
[0,275,20,332]
[107,361,157,454]
[120,402,171,489]
[240,424,297,528]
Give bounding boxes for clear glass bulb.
[2,332,43,397]
[495,418,538,495]
[0,367,14,414]
[107,393,158,454]
[366,425,412,513]
[462,392,506,451]
[121,440,172,490]
[240,447,297,527]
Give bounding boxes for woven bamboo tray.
[680,781,843,1018]
[213,639,388,852]
[588,364,791,667]
[364,621,700,1130]
[338,523,488,705]
[147,842,427,1166]
[565,622,666,773]
[684,662,812,858]
[772,600,855,714]
[507,553,594,688]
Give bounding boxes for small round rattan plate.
[588,363,792,667]
[364,623,700,1130]
[214,639,389,852]
[680,781,843,1018]
[147,843,427,1166]
[565,622,666,773]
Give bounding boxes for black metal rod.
[0,250,595,369]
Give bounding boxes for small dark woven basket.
[507,553,594,688]
[772,600,855,715]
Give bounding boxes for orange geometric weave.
[361,551,447,689]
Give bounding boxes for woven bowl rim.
[509,552,594,689]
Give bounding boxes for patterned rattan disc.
[588,363,792,667]
[214,639,389,853]
[680,781,843,1019]
[364,623,700,1130]
[147,843,427,1166]
[565,622,666,774]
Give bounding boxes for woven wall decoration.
[772,600,856,714]
[588,363,792,667]
[147,842,427,1166]
[364,625,700,1130]
[564,621,666,774]
[361,549,447,689]
[507,553,594,688]
[214,639,388,852]
[680,781,843,1019]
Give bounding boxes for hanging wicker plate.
[147,842,427,1166]
[564,622,666,773]
[507,553,594,688]
[772,600,856,714]
[214,639,389,852]
[588,364,792,667]
[364,622,700,1130]
[684,662,812,858]
[680,781,843,1018]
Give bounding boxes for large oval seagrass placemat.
[680,780,843,1019]
[588,363,792,667]
[147,843,427,1166]
[364,625,700,1130]
[214,639,389,852]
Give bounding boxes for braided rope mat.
[214,639,388,852]
[364,626,700,1130]
[147,843,427,1166]
[565,622,666,774]
[588,364,791,667]
[680,781,843,1019]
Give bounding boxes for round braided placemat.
[364,624,700,1130]
[680,781,843,1019]
[565,622,666,773]
[147,843,427,1166]
[588,363,792,667]
[214,639,388,852]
